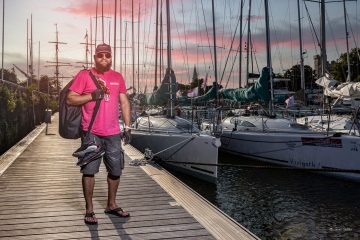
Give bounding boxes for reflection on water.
[167,152,360,240]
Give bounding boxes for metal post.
[343,0,351,82]
[1,0,4,81]
[264,0,274,115]
[211,0,218,105]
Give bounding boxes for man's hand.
[91,89,104,101]
[121,129,131,145]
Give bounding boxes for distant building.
[313,54,331,78]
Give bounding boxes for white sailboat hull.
[131,130,219,183]
[221,130,360,182]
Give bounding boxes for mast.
[1,0,4,81]
[165,0,174,117]
[166,0,171,69]
[211,0,218,104]
[90,16,93,66]
[95,0,98,48]
[321,0,326,76]
[132,0,135,93]
[246,0,252,86]
[160,0,163,79]
[30,14,33,84]
[38,41,40,88]
[113,0,117,71]
[137,0,140,92]
[239,0,244,88]
[297,0,305,91]
[125,22,127,80]
[26,18,29,85]
[102,0,104,43]
[264,0,274,114]
[120,0,122,73]
[154,0,159,89]
[343,0,351,82]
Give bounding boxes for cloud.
[54,0,155,19]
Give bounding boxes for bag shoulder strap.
[86,70,102,136]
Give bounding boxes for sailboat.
[219,0,360,182]
[129,0,221,183]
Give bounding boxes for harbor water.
[167,152,360,240]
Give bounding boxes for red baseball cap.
[95,43,111,54]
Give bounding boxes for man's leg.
[83,174,97,223]
[107,174,120,208]
[105,174,129,217]
[103,134,129,217]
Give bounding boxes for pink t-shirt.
[69,68,127,136]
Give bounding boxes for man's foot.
[84,212,98,225]
[104,207,130,217]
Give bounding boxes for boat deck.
[0,114,258,240]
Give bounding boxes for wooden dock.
[0,114,258,240]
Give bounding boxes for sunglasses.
[96,52,112,59]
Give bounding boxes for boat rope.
[129,135,196,166]
[155,159,360,174]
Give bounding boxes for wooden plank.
[0,113,216,239]
[123,144,259,240]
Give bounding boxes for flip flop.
[84,212,98,225]
[104,207,130,217]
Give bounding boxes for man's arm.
[119,93,131,128]
[66,91,92,106]
[67,89,104,106]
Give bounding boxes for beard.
[95,61,112,73]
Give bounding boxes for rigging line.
[155,159,360,173]
[219,10,241,86]
[252,37,260,74]
[195,2,208,78]
[303,1,320,54]
[200,0,214,71]
[248,0,263,75]
[171,4,189,84]
[325,11,340,59]
[144,0,155,88]
[347,10,360,60]
[143,0,155,92]
[180,0,191,82]
[288,0,294,68]
[326,10,347,80]
[218,0,228,74]
[269,4,284,72]
[225,42,241,88]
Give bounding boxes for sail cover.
[316,76,360,98]
[178,67,270,105]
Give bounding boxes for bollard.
[44,109,52,124]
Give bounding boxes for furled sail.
[177,67,270,105]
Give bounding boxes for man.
[66,43,131,225]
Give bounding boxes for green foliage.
[283,64,314,91]
[0,84,16,112]
[0,68,18,84]
[331,48,360,82]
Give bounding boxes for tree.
[39,75,58,96]
[0,68,18,84]
[283,64,314,91]
[331,48,360,82]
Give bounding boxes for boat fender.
[212,138,221,148]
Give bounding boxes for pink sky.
[2,0,360,90]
